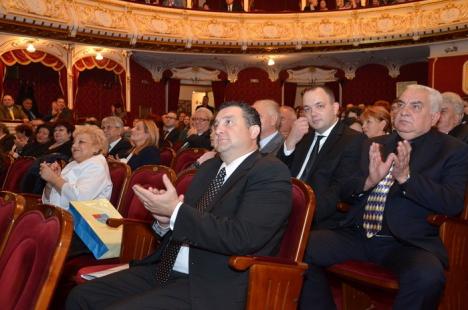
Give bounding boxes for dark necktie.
[363,166,394,238]
[155,167,227,285]
[299,135,324,181]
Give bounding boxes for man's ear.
[431,111,441,126]
[249,125,260,140]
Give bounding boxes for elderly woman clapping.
[40,125,113,210]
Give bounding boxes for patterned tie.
[299,135,324,181]
[8,108,15,120]
[363,166,394,238]
[155,167,227,285]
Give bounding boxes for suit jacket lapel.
[309,121,344,173]
[205,152,260,212]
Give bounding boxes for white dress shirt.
[259,131,279,150]
[153,150,256,274]
[283,120,338,179]
[42,154,113,210]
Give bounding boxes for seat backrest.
[172,148,207,174]
[108,161,131,208]
[0,155,12,189]
[160,147,176,167]
[0,191,25,254]
[174,169,197,195]
[119,165,177,220]
[277,178,316,262]
[0,204,73,310]
[2,156,35,192]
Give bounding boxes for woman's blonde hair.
[134,119,159,154]
[73,125,108,155]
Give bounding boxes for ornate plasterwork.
[170,67,220,81]
[0,36,68,65]
[287,67,338,83]
[1,0,467,51]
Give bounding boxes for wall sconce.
[95,51,104,61]
[267,58,275,66]
[26,42,36,53]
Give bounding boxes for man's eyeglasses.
[192,117,210,122]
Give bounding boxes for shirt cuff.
[152,221,170,236]
[169,201,184,230]
[283,142,295,156]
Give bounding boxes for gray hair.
[195,107,214,120]
[404,84,442,113]
[73,125,108,155]
[253,99,281,129]
[442,92,465,117]
[102,116,124,128]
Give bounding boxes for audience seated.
[0,94,28,121]
[162,0,185,7]
[21,97,42,121]
[342,106,363,132]
[20,123,54,157]
[300,85,468,309]
[160,111,180,148]
[52,97,74,123]
[179,107,213,150]
[9,123,34,158]
[437,92,468,143]
[117,119,160,171]
[279,105,297,138]
[47,121,75,160]
[319,0,328,10]
[66,101,291,309]
[221,0,243,12]
[0,123,15,153]
[102,116,132,159]
[360,105,391,138]
[40,124,112,257]
[252,99,284,155]
[278,86,365,230]
[303,0,319,11]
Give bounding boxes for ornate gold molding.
[0,0,467,52]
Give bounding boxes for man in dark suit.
[0,122,15,153]
[222,0,243,12]
[0,94,28,121]
[160,111,180,147]
[67,101,292,309]
[253,99,284,155]
[300,85,468,309]
[102,116,132,158]
[437,91,468,143]
[278,86,364,229]
[180,107,213,150]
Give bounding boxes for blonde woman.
[121,119,160,171]
[40,125,112,210]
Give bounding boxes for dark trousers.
[299,227,445,310]
[66,265,190,310]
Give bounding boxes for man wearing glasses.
[101,116,132,159]
[180,107,213,150]
[160,111,180,147]
[300,85,468,309]
[278,86,365,230]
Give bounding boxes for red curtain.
[167,79,181,112]
[283,82,297,107]
[73,56,126,107]
[211,80,227,108]
[0,49,66,101]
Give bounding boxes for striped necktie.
[155,167,226,285]
[363,166,394,238]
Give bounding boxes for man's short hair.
[102,116,124,128]
[404,85,442,113]
[219,101,261,128]
[303,86,336,104]
[195,107,214,121]
[442,92,465,119]
[15,124,33,137]
[254,99,281,129]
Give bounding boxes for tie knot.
[316,135,324,142]
[217,167,226,181]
